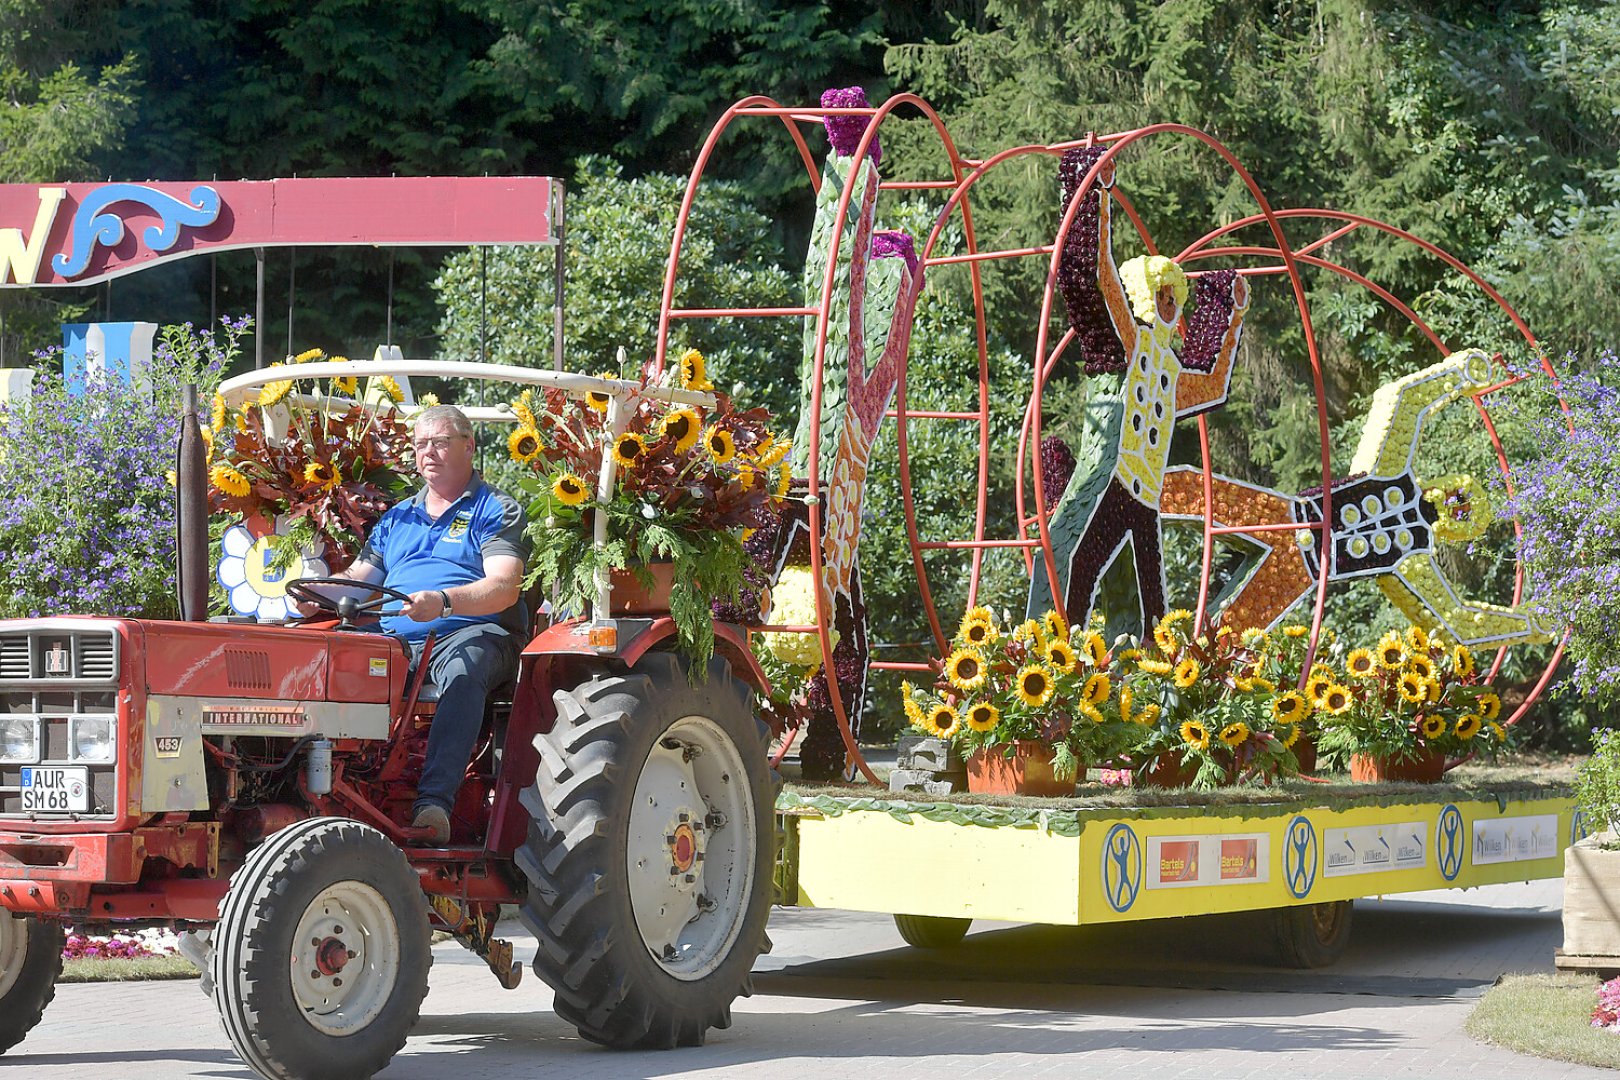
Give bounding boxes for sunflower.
[1042,610,1070,642]
[703,425,737,464]
[1397,672,1427,703]
[1137,704,1162,725]
[1283,624,1308,638]
[965,702,1000,733]
[302,461,339,490]
[1082,671,1111,706]
[1304,671,1334,706]
[1251,676,1277,693]
[210,393,227,431]
[611,432,650,468]
[293,347,325,363]
[1454,714,1483,741]
[1321,683,1352,715]
[1119,684,1137,724]
[658,407,701,453]
[1012,618,1044,643]
[552,472,589,506]
[1046,638,1078,674]
[1152,621,1178,655]
[1407,654,1435,681]
[1180,720,1211,751]
[1452,645,1475,679]
[1162,608,1193,627]
[900,681,925,728]
[334,375,358,395]
[1345,648,1377,679]
[416,391,438,408]
[924,703,960,739]
[1081,630,1108,667]
[1280,723,1302,749]
[1419,714,1447,739]
[944,648,987,693]
[1014,664,1055,708]
[508,426,543,464]
[1138,657,1174,677]
[1079,700,1107,725]
[1270,691,1309,724]
[258,364,294,407]
[376,375,404,403]
[1405,624,1431,653]
[678,347,713,390]
[1477,692,1502,721]
[958,605,995,637]
[1173,657,1200,688]
[210,463,251,497]
[1220,721,1250,747]
[511,390,538,429]
[1377,633,1407,669]
[1488,720,1507,744]
[1240,626,1269,649]
[774,460,792,497]
[585,372,615,412]
[1426,677,1442,704]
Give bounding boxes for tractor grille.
[0,627,121,820]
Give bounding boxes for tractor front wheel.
[1272,900,1353,968]
[210,817,432,1080]
[0,911,63,1054]
[518,652,776,1048]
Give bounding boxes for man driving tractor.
[297,404,530,844]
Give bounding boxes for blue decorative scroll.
[51,184,221,278]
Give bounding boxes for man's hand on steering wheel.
[284,577,414,627]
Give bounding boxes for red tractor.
[0,362,779,1080]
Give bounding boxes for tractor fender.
[520,618,770,698]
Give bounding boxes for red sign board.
[0,176,555,288]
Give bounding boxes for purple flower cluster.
[871,230,917,276]
[1056,146,1128,375]
[821,86,881,163]
[1181,269,1238,373]
[62,930,170,960]
[1040,435,1077,507]
[1595,975,1620,1031]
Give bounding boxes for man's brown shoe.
[411,804,451,845]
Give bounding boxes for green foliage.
[1575,727,1620,838]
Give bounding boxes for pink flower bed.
[61,928,178,961]
[1595,976,1620,1033]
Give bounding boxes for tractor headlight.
[70,715,115,764]
[0,716,38,763]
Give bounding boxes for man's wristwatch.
[437,590,454,617]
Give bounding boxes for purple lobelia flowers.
[820,86,881,163]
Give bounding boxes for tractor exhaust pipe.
[175,384,210,622]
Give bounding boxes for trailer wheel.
[518,652,777,1049]
[1272,900,1353,968]
[211,817,432,1080]
[0,911,63,1054]
[894,914,972,949]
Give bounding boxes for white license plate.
[20,766,90,813]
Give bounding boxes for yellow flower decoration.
[1173,657,1200,688]
[1452,645,1475,679]
[1477,692,1502,721]
[659,407,701,453]
[1345,649,1377,679]
[1280,723,1302,749]
[1283,624,1308,638]
[1219,721,1250,747]
[1426,677,1442,704]
[1454,714,1483,741]
[1180,720,1211,751]
[1042,610,1069,642]
[334,375,359,395]
[1014,664,1055,708]
[679,348,713,391]
[1251,676,1276,693]
[1082,671,1111,706]
[1081,630,1108,667]
[416,391,438,408]
[1407,654,1435,682]
[293,347,325,363]
[611,432,650,469]
[258,363,294,407]
[1079,701,1107,725]
[965,702,1000,733]
[1239,626,1269,649]
[1397,672,1427,704]
[901,681,925,728]
[1420,714,1447,739]
[509,426,543,464]
[1405,625,1431,653]
[1012,618,1044,644]
[944,648,987,693]
[210,463,251,497]
[703,425,737,464]
[925,703,960,739]
[303,461,339,491]
[1488,720,1507,744]
[511,390,538,429]
[958,606,995,637]
[1321,683,1352,715]
[775,461,791,497]
[1270,691,1309,724]
[552,472,589,507]
[1377,633,1406,669]
[1046,638,1078,675]
[585,372,615,412]
[1162,608,1193,627]
[1304,671,1334,706]
[1152,622,1178,655]
[210,393,227,431]
[1137,704,1162,726]
[1138,657,1174,677]
[376,375,404,403]
[959,620,998,649]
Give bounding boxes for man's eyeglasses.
[413,435,466,453]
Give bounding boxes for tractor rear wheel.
[894,913,972,949]
[0,911,63,1054]
[517,652,777,1048]
[211,817,432,1080]
[1272,899,1353,968]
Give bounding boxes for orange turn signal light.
[588,623,617,651]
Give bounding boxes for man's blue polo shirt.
[354,473,531,641]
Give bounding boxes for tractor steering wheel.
[284,577,414,629]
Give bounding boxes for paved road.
[11,878,1611,1079]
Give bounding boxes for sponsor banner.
[1471,814,1559,865]
[1323,821,1427,877]
[1146,833,1268,889]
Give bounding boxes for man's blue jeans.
[407,622,520,814]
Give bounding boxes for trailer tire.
[1273,900,1353,968]
[894,914,972,949]
[517,652,777,1049]
[211,817,432,1080]
[0,911,63,1055]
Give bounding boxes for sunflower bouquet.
[1308,624,1509,771]
[206,348,417,566]
[1117,610,1301,788]
[510,348,791,667]
[899,606,1136,784]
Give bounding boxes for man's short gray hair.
[414,404,474,440]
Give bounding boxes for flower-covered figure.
[1029,145,1249,635]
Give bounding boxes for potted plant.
[900,607,1135,796]
[509,348,792,669]
[1561,728,1620,971]
[1309,624,1508,781]
[1116,612,1300,789]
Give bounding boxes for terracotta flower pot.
[609,562,677,615]
[1348,748,1446,783]
[965,741,1075,797]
